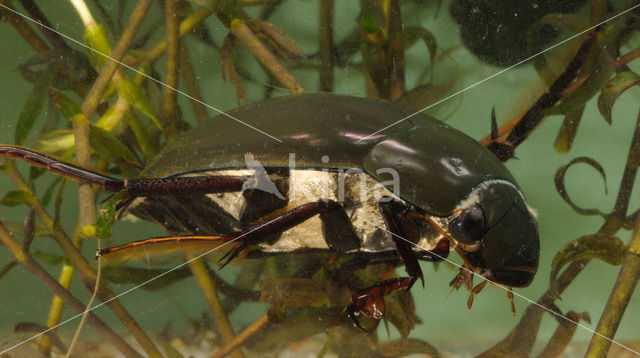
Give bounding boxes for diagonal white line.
[0,3,283,143]
[355,215,640,357]
[1,2,638,356]
[0,215,275,355]
[357,3,640,142]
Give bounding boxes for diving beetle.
[0,92,539,330]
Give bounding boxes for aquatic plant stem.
[211,314,269,358]
[68,0,95,27]
[41,223,84,355]
[584,108,640,357]
[3,162,163,358]
[64,241,102,358]
[18,0,71,50]
[41,2,162,356]
[591,0,607,22]
[481,43,640,147]
[388,0,404,101]
[188,258,245,358]
[230,19,305,95]
[180,44,209,123]
[319,0,334,92]
[137,7,214,64]
[482,89,640,356]
[0,221,143,358]
[161,0,180,142]
[79,0,154,120]
[0,0,49,52]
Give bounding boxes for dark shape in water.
[450,0,587,67]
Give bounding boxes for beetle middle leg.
[218,199,360,266]
[346,197,450,331]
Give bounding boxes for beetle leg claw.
[345,277,414,332]
[218,241,250,268]
[346,303,379,333]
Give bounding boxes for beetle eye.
[449,205,486,244]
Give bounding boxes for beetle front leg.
[346,277,413,332]
[346,197,450,331]
[379,198,425,285]
[346,241,450,332]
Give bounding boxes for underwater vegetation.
[0,0,639,357]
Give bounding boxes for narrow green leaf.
[550,234,626,291]
[161,342,186,358]
[0,220,49,240]
[101,265,193,290]
[115,76,162,130]
[597,71,640,124]
[384,290,417,339]
[95,192,124,240]
[394,80,455,112]
[89,124,140,166]
[403,26,437,73]
[0,190,32,207]
[33,249,66,265]
[123,109,158,161]
[13,322,68,353]
[53,178,67,230]
[377,338,440,358]
[40,176,63,207]
[554,106,585,153]
[14,69,54,144]
[527,13,588,83]
[258,278,329,307]
[0,261,18,282]
[554,157,608,217]
[48,87,82,120]
[360,13,379,34]
[83,23,111,70]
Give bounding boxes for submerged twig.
[18,0,70,50]
[388,0,404,100]
[319,0,333,92]
[211,314,269,358]
[4,162,163,358]
[0,221,143,358]
[161,0,180,142]
[0,1,49,53]
[585,109,640,357]
[64,242,102,358]
[79,0,154,120]
[230,19,304,95]
[136,7,214,64]
[188,258,245,358]
[180,44,209,123]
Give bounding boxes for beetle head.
[449,180,539,287]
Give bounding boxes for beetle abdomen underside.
[124,168,446,257]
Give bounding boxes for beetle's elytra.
[0,93,539,330]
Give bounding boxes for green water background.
[0,0,638,355]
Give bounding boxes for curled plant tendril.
[554,156,608,217]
